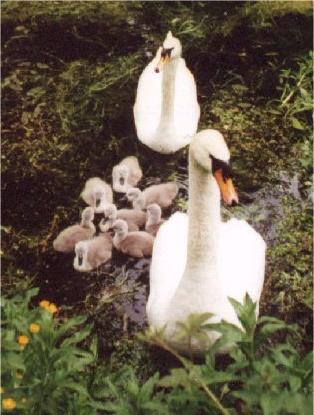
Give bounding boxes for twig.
[152,336,230,415]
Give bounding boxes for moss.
[262,195,312,342]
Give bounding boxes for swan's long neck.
[184,152,221,279]
[159,59,178,126]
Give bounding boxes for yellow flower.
[17,335,29,347]
[47,303,58,314]
[2,398,16,410]
[29,323,40,333]
[21,398,27,404]
[16,372,23,380]
[0,387,4,394]
[39,300,50,309]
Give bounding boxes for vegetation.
[2,289,312,414]
[2,1,313,413]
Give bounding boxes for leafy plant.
[140,295,313,415]
[1,288,104,414]
[103,370,167,415]
[278,52,313,132]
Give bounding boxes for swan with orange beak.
[134,31,200,153]
[147,129,266,355]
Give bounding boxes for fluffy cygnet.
[53,207,96,253]
[73,233,113,272]
[127,182,178,210]
[99,204,146,232]
[112,219,154,258]
[145,204,165,236]
[112,156,143,193]
[81,177,113,213]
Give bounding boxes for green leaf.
[61,324,92,347]
[89,336,98,358]
[55,315,87,341]
[4,352,25,370]
[291,117,304,130]
[159,368,190,389]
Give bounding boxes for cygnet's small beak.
[214,170,239,206]
[155,54,170,73]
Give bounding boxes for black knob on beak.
[155,68,159,73]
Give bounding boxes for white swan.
[147,129,266,354]
[134,31,200,154]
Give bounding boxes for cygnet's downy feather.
[74,233,113,272]
[145,203,165,236]
[127,182,178,210]
[112,156,143,193]
[53,207,95,253]
[81,177,113,213]
[100,203,146,233]
[112,219,154,258]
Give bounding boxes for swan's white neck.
[184,152,221,280]
[157,59,179,128]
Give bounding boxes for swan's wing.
[173,59,200,140]
[133,58,162,142]
[147,212,188,327]
[219,219,266,309]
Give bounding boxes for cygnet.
[81,177,113,213]
[73,233,113,272]
[53,207,95,253]
[145,203,165,236]
[99,203,146,232]
[112,156,143,193]
[112,219,154,258]
[127,182,178,210]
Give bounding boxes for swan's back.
[219,219,266,308]
[147,212,188,326]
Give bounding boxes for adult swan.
[147,130,266,354]
[134,31,200,154]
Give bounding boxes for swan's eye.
[210,155,232,182]
[161,47,174,58]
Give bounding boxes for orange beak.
[214,169,239,206]
[155,55,170,73]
